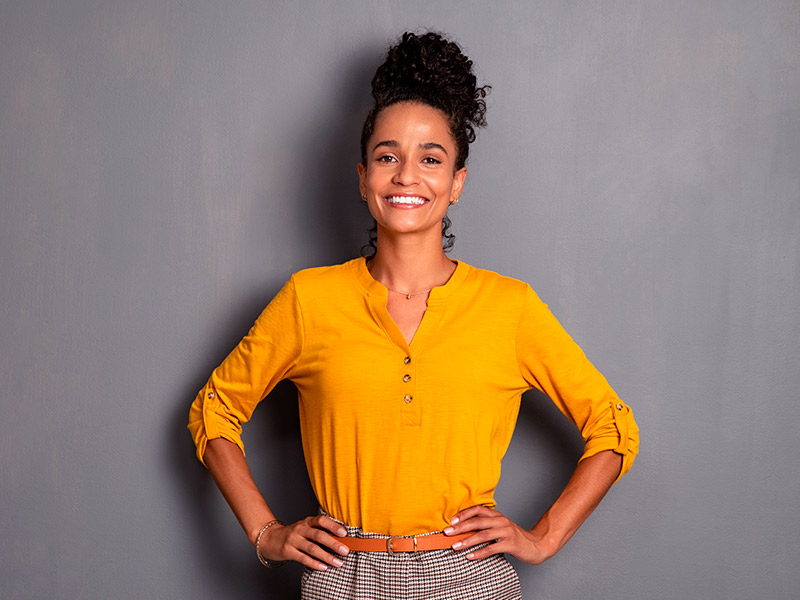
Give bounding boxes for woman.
[188,32,639,599]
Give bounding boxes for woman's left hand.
[444,505,556,565]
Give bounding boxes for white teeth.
[386,196,427,205]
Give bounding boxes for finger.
[295,538,347,568]
[287,516,350,561]
[303,527,351,557]
[465,542,504,561]
[449,505,497,526]
[449,528,502,551]
[446,514,506,537]
[279,530,345,571]
[285,544,337,571]
[284,523,346,555]
[314,515,348,537]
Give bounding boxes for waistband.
[319,508,473,554]
[334,531,473,554]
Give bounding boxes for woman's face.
[358,102,466,243]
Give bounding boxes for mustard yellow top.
[188,258,639,536]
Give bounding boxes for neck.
[367,229,455,292]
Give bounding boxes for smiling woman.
[188,31,639,600]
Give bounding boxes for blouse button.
[404,395,413,404]
[616,402,624,411]
[403,374,411,383]
[207,391,216,400]
[403,356,411,365]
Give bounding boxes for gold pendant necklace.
[385,287,432,300]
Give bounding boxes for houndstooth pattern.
[300,517,521,600]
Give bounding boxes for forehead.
[370,102,455,149]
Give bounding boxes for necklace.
[385,286,432,300]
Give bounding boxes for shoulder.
[287,258,364,303]
[290,258,360,284]
[459,261,532,297]
[460,262,554,318]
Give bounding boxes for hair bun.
[370,32,489,147]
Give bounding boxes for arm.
[189,281,347,570]
[445,449,622,564]
[445,450,622,565]
[203,437,349,570]
[523,449,622,560]
[451,284,637,563]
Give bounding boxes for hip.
[300,515,521,600]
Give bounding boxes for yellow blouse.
[188,258,638,536]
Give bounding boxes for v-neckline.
[387,295,431,346]
[354,257,469,353]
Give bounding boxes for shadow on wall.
[168,284,313,597]
[292,44,381,264]
[250,42,380,269]
[515,388,585,515]
[167,44,381,597]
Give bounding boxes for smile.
[385,195,428,205]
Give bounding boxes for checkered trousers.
[300,519,521,600]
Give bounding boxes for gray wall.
[2,1,798,598]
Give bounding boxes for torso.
[284,258,543,535]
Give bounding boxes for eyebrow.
[372,140,449,155]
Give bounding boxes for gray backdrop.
[2,1,798,598]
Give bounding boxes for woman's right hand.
[257,515,350,571]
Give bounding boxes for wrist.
[248,513,278,546]
[527,519,568,561]
[255,519,287,568]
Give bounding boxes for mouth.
[384,195,428,206]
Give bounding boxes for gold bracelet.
[255,519,287,568]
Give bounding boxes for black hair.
[360,31,490,257]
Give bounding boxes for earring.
[449,197,460,206]
[360,194,367,202]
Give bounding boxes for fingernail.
[443,527,454,535]
[319,564,328,571]
[333,558,343,567]
[450,517,459,525]
[466,552,474,559]
[338,528,347,536]
[339,546,349,555]
[452,541,462,549]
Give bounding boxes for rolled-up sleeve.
[187,277,304,466]
[516,286,639,481]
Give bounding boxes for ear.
[357,163,367,198]
[451,167,467,203]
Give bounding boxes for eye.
[422,156,442,165]
[376,154,397,163]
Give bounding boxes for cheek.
[427,174,456,195]
[364,196,383,221]
[364,170,385,193]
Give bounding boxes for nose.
[392,159,419,187]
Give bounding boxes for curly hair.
[360,31,490,257]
